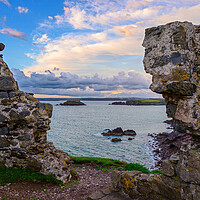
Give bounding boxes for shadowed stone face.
[0,43,5,51]
[143,21,200,134]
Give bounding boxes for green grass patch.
[137,99,165,103]
[70,156,162,174]
[0,166,63,186]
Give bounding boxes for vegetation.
[0,157,162,186]
[70,156,162,174]
[0,166,63,186]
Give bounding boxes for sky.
[0,0,200,98]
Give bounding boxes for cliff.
[112,21,200,200]
[0,47,71,183]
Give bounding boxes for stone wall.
[111,21,200,200]
[143,21,200,135]
[0,51,71,183]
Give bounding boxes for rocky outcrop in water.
[112,21,200,200]
[0,47,71,183]
[102,127,136,136]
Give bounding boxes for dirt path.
[0,165,113,200]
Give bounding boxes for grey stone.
[17,134,31,141]
[162,159,175,177]
[0,127,8,135]
[8,92,17,98]
[0,137,10,148]
[9,110,20,121]
[0,92,8,98]
[0,113,7,122]
[19,110,30,118]
[0,76,17,91]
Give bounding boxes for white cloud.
[0,28,27,40]
[34,34,50,44]
[68,7,92,29]
[0,0,10,7]
[17,6,29,14]
[25,25,144,74]
[154,4,200,25]
[48,16,53,20]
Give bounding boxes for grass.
[0,157,162,186]
[70,156,162,174]
[137,99,165,103]
[0,166,63,186]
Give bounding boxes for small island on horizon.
[60,100,86,106]
[110,99,166,106]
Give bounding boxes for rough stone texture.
[0,53,71,183]
[0,43,5,51]
[111,170,182,200]
[143,21,200,135]
[111,21,200,200]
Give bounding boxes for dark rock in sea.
[60,100,86,106]
[128,137,134,140]
[124,130,136,136]
[111,138,122,142]
[102,127,124,136]
[102,127,136,136]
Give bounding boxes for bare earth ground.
[0,164,113,200]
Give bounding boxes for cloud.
[68,7,92,29]
[17,6,29,14]
[64,7,70,16]
[48,16,53,20]
[0,28,27,40]
[154,3,200,25]
[0,0,10,7]
[25,25,144,74]
[34,34,50,44]
[11,68,151,97]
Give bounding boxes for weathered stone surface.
[111,170,181,200]
[0,43,5,51]
[0,92,8,98]
[143,21,200,133]
[0,50,71,183]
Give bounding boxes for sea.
[45,101,169,169]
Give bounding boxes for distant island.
[110,99,166,106]
[60,100,86,106]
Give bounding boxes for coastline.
[148,120,193,170]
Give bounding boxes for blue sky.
[0,0,200,98]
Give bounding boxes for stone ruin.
[112,22,200,200]
[0,45,71,183]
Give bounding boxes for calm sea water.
[46,101,168,168]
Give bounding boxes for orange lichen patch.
[170,68,191,81]
[122,177,134,192]
[182,73,190,79]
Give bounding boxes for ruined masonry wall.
[143,21,200,135]
[0,54,71,183]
